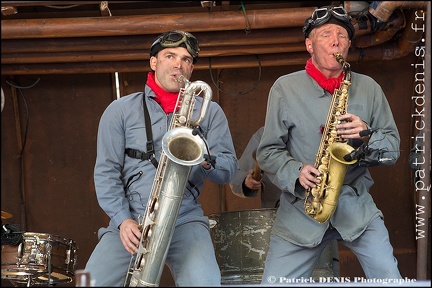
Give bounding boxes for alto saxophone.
[304,53,358,224]
[124,76,213,287]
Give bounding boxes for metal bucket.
[208,208,338,285]
[208,209,276,285]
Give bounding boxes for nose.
[332,40,339,47]
[331,35,339,47]
[174,57,182,69]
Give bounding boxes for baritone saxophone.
[124,76,213,287]
[304,53,358,224]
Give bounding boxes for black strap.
[125,93,158,168]
[142,94,155,157]
[125,148,155,162]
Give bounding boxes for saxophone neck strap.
[124,93,159,169]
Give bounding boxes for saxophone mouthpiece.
[334,52,351,81]
[334,52,344,65]
[176,75,190,87]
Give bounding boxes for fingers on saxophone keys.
[302,180,310,190]
[304,179,319,190]
[129,243,138,254]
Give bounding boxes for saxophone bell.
[162,126,207,166]
[329,142,357,166]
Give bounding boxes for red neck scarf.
[146,72,179,114]
[305,58,343,94]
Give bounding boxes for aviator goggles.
[303,6,354,39]
[150,30,199,60]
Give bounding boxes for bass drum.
[208,208,338,285]
[208,209,276,285]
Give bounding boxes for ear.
[305,39,313,53]
[150,56,157,70]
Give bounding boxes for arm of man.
[230,127,264,197]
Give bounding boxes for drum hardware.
[2,224,23,246]
[2,271,45,287]
[1,232,78,287]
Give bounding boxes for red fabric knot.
[305,58,344,95]
[146,72,180,114]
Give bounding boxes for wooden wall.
[1,50,422,286]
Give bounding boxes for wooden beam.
[1,7,315,39]
[1,43,307,64]
[1,28,304,54]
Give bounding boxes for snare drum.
[1,232,78,285]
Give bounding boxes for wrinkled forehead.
[310,23,349,37]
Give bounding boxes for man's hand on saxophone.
[298,164,321,191]
[336,113,368,140]
[119,218,141,254]
[298,110,369,191]
[200,161,212,170]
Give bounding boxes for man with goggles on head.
[150,30,200,61]
[303,6,355,40]
[257,5,402,284]
[85,30,238,286]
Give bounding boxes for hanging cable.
[208,55,262,96]
[240,2,251,34]
[5,77,40,232]
[5,78,39,156]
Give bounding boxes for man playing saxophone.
[85,30,238,286]
[257,6,402,283]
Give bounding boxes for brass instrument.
[124,76,213,287]
[304,53,357,224]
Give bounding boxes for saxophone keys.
[178,115,187,125]
[320,158,329,166]
[143,225,152,239]
[311,199,323,214]
[330,130,337,138]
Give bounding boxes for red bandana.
[305,58,344,94]
[146,72,180,114]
